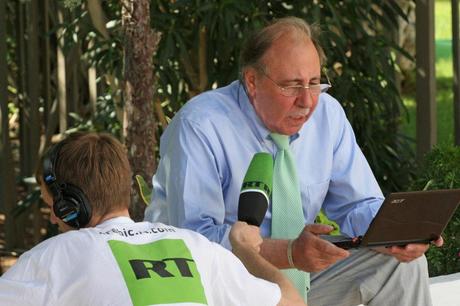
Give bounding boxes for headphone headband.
[43,141,65,199]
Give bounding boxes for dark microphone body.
[238,152,273,226]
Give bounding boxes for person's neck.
[89,209,130,227]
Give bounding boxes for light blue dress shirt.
[145,80,384,249]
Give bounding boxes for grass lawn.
[400,0,455,145]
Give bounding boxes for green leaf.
[135,175,152,206]
[315,210,341,235]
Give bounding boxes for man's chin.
[268,117,308,135]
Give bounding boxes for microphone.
[238,152,273,226]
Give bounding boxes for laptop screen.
[361,189,460,247]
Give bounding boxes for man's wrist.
[287,239,297,269]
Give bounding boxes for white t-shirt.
[0,217,280,306]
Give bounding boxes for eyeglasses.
[259,69,332,97]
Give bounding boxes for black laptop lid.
[360,189,460,247]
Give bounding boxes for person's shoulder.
[317,93,345,113]
[312,93,348,123]
[28,231,73,251]
[11,230,83,267]
[147,222,217,247]
[175,81,242,123]
[41,229,97,249]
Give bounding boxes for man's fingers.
[393,254,413,263]
[304,223,335,235]
[291,225,350,272]
[321,240,350,259]
[308,237,350,263]
[303,245,349,272]
[308,259,333,272]
[387,243,428,262]
[432,236,444,247]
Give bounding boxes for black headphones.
[42,141,92,229]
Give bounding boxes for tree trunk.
[88,39,97,119]
[0,0,18,250]
[23,0,41,247]
[57,7,67,135]
[121,0,161,221]
[15,1,27,249]
[39,0,53,155]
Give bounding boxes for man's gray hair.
[239,16,325,74]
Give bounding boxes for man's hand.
[375,236,444,262]
[229,221,263,254]
[291,224,350,272]
[230,221,306,306]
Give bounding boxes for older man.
[146,17,438,305]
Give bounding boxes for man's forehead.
[262,55,321,82]
[263,36,319,65]
[269,30,313,50]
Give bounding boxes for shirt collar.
[235,80,271,143]
[95,216,134,228]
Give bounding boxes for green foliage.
[435,0,452,41]
[410,145,460,276]
[92,93,123,136]
[151,1,265,116]
[61,0,83,10]
[49,1,124,136]
[311,1,416,194]
[401,1,454,146]
[400,55,454,147]
[66,93,122,137]
[135,174,152,206]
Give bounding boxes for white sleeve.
[0,252,56,306]
[211,243,281,306]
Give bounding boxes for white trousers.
[308,248,432,306]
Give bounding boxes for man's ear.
[243,68,257,99]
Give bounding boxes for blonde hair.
[38,132,132,217]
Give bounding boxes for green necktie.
[270,133,309,300]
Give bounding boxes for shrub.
[410,145,460,276]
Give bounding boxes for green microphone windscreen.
[238,152,274,226]
[241,152,273,197]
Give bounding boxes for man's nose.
[295,88,314,108]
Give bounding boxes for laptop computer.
[321,189,460,249]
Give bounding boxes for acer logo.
[391,198,405,204]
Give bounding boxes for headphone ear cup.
[53,183,92,229]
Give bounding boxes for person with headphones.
[0,132,304,306]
